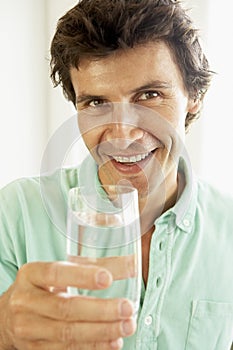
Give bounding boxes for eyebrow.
[129,80,173,94]
[76,94,107,105]
[76,80,173,105]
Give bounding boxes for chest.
[135,226,233,350]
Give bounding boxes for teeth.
[113,152,150,163]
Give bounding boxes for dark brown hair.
[50,0,213,129]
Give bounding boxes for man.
[0,0,233,349]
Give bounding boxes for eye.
[88,99,105,107]
[81,99,112,116]
[137,91,159,101]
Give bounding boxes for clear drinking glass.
[66,184,142,317]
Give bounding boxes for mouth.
[112,151,151,163]
[107,148,158,174]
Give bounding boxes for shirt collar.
[155,156,197,234]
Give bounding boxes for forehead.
[70,41,184,93]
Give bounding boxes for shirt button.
[144,315,153,326]
[183,218,190,227]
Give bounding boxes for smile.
[112,152,150,163]
[103,148,159,175]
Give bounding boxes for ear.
[187,98,201,114]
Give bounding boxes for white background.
[0,0,232,194]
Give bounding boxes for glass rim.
[68,184,138,196]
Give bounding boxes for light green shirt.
[0,156,233,349]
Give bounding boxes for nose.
[105,123,144,150]
[105,104,144,150]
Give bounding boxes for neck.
[139,169,181,235]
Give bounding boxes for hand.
[0,261,136,349]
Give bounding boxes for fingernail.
[121,319,136,336]
[110,338,123,349]
[119,300,133,318]
[96,270,112,287]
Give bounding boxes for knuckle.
[77,265,89,282]
[9,290,27,316]
[7,291,30,341]
[97,322,121,341]
[24,341,39,350]
[106,299,121,319]
[9,289,34,317]
[64,340,117,350]
[12,314,27,338]
[68,343,96,350]
[109,324,121,340]
[45,263,59,285]
[43,262,59,286]
[57,296,72,320]
[94,342,103,350]
[77,265,98,289]
[29,340,46,350]
[91,341,117,350]
[60,323,74,343]
[66,343,80,350]
[9,292,21,314]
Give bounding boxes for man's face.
[70,41,198,202]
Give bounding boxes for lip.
[109,150,157,174]
[111,152,150,163]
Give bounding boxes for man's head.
[50,0,212,130]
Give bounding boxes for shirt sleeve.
[0,208,18,294]
[0,182,25,295]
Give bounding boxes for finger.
[16,338,124,350]
[69,255,137,280]
[22,291,134,321]
[14,314,136,343]
[17,261,112,290]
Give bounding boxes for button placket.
[137,228,167,340]
[137,216,176,346]
[155,231,168,291]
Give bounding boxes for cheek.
[82,132,91,145]
[80,124,104,148]
[165,111,186,144]
[164,109,186,129]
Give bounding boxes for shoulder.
[195,178,233,237]
[0,177,40,213]
[196,179,233,213]
[0,167,79,215]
